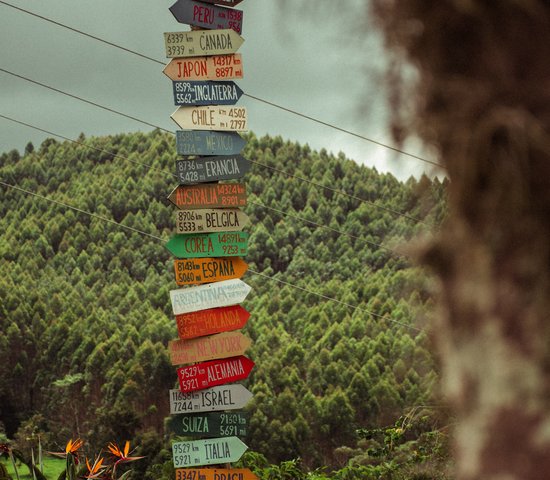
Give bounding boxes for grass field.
[1,457,66,480]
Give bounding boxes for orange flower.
[49,439,84,459]
[65,439,84,455]
[85,456,105,479]
[106,441,144,464]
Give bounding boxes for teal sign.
[172,436,248,467]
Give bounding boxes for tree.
[372,1,550,478]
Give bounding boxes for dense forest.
[0,130,449,478]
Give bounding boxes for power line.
[0,178,423,333]
[0,60,430,224]
[0,179,164,242]
[0,113,410,258]
[0,113,173,177]
[250,158,429,225]
[0,67,172,134]
[0,0,441,168]
[0,87,429,227]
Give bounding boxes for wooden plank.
[164,30,244,58]
[175,209,249,233]
[166,232,248,258]
[177,355,254,392]
[171,106,247,131]
[169,331,251,364]
[175,468,258,480]
[175,305,250,340]
[168,412,248,438]
[175,130,246,156]
[172,436,248,467]
[173,257,248,285]
[169,384,253,414]
[168,183,247,210]
[176,155,250,184]
[170,279,251,315]
[169,0,243,34]
[172,81,244,106]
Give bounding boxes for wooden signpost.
[169,331,251,365]
[165,232,248,258]
[171,106,248,132]
[172,436,248,467]
[177,355,254,392]
[164,54,243,81]
[175,305,250,340]
[176,130,246,156]
[170,279,252,315]
[169,0,244,34]
[164,30,244,58]
[168,411,248,438]
[168,183,247,210]
[173,81,244,106]
[169,384,253,414]
[176,155,250,184]
[175,469,258,480]
[174,257,248,286]
[175,208,249,234]
[163,1,254,472]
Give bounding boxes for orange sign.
[168,183,247,209]
[176,305,250,340]
[164,54,243,81]
[168,331,252,365]
[175,469,258,480]
[174,257,248,286]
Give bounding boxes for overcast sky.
[0,0,438,180]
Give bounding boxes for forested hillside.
[0,130,447,473]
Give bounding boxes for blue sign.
[176,130,246,156]
[173,81,244,106]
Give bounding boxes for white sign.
[170,279,251,315]
[169,385,253,414]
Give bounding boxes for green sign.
[172,436,248,467]
[165,232,248,258]
[168,412,248,438]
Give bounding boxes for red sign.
[168,183,247,209]
[177,355,254,392]
[176,305,250,340]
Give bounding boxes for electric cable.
[0,178,424,333]
[0,0,441,168]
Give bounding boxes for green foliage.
[0,131,447,468]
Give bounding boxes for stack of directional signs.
[162,1,257,479]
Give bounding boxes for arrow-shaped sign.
[170,279,252,315]
[173,81,244,106]
[174,469,257,480]
[168,183,247,210]
[164,54,243,81]
[177,355,254,392]
[166,232,248,259]
[169,384,253,414]
[172,436,248,467]
[171,106,248,132]
[169,331,252,365]
[176,305,250,340]
[168,411,249,438]
[176,130,246,156]
[169,0,244,34]
[164,30,244,58]
[198,0,244,6]
[175,208,249,234]
[176,155,250,184]
[174,257,248,285]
